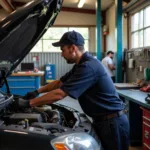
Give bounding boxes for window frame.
[30,27,90,53]
[130,5,150,50]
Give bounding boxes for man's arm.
[107,58,115,70]
[108,64,116,70]
[24,67,73,100]
[37,79,63,94]
[30,88,67,107]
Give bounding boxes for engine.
[0,94,91,136]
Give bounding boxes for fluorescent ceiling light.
[78,0,85,8]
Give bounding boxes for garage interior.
[0,0,150,150]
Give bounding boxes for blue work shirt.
[60,52,125,117]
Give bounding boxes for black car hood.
[0,0,62,87]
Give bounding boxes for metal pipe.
[96,0,102,60]
[123,0,138,12]
[115,0,123,83]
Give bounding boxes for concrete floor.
[56,97,142,150]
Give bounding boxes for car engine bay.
[0,93,92,136]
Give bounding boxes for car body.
[0,0,102,149]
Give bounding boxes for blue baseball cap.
[52,30,85,47]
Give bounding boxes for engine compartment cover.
[9,113,43,125]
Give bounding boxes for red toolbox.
[141,107,150,150]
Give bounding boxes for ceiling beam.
[11,1,25,7]
[123,0,131,3]
[61,7,96,14]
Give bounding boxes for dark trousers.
[93,114,129,150]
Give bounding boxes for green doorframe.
[96,0,102,60]
[115,0,123,82]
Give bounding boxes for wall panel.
[17,52,96,85]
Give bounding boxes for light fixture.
[78,0,85,8]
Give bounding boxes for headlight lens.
[51,132,100,150]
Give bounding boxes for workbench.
[117,89,150,149]
[0,72,44,96]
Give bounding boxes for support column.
[115,0,123,82]
[96,0,102,60]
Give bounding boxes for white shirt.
[102,56,114,77]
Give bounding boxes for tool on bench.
[145,93,150,103]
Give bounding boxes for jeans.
[93,114,129,150]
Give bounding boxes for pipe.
[96,0,102,60]
[123,0,138,12]
[0,0,15,13]
[115,0,123,83]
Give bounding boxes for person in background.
[16,31,129,150]
[102,51,116,82]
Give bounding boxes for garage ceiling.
[10,0,115,10]
[0,0,130,14]
[63,0,114,10]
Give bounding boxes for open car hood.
[0,0,62,87]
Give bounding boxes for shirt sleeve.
[60,65,76,82]
[60,63,96,99]
[107,57,113,65]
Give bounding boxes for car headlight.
[51,132,100,150]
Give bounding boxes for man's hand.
[24,90,39,100]
[12,98,30,110]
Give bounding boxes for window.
[131,6,150,49]
[31,27,89,52]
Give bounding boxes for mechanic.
[19,30,129,150]
[102,51,116,82]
